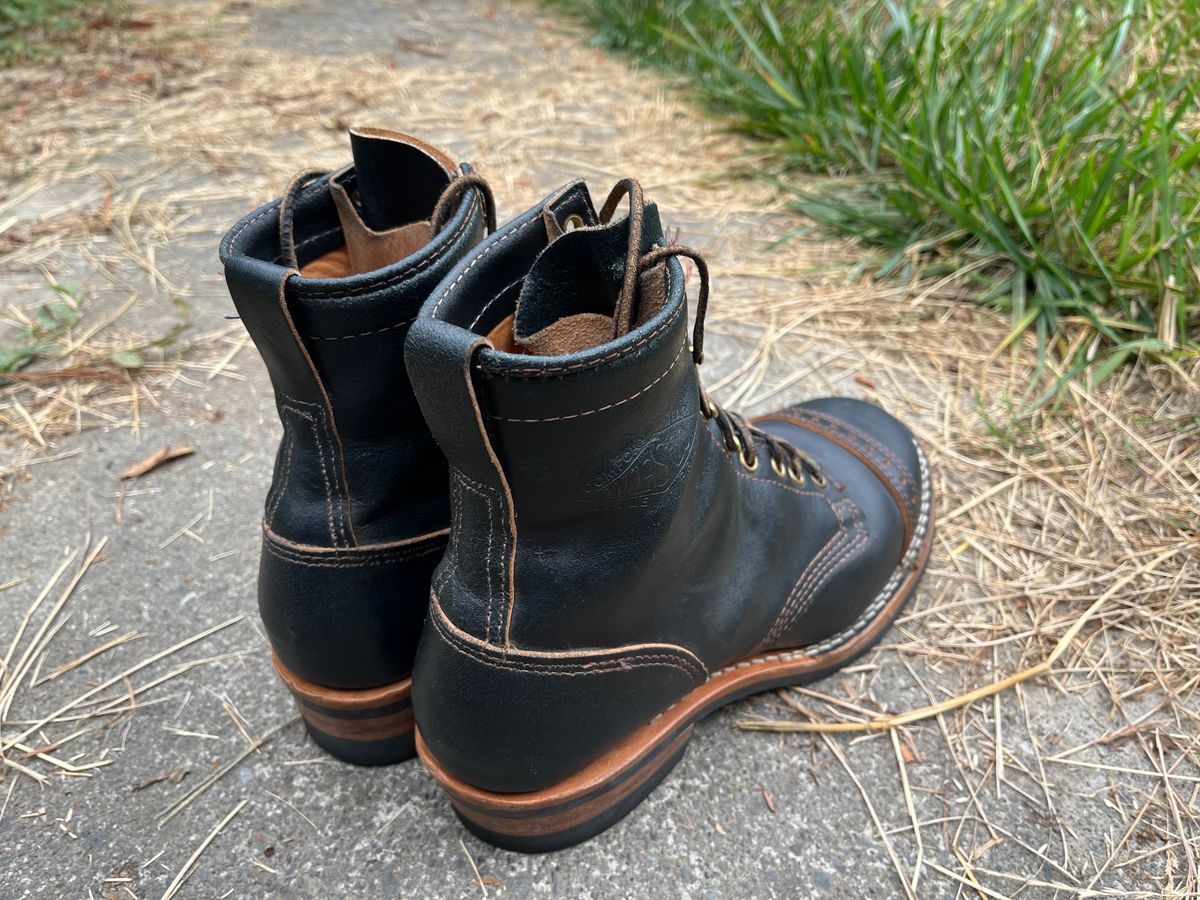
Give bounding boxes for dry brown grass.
[0,0,1197,894]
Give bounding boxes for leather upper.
[407,181,926,791]
[219,130,488,688]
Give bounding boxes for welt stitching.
[432,614,705,684]
[477,302,685,379]
[760,523,848,647]
[490,339,686,424]
[265,417,294,528]
[301,202,475,299]
[304,317,415,342]
[455,472,497,644]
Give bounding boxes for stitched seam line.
[431,612,705,684]
[772,522,869,643]
[265,417,294,528]
[304,317,415,341]
[469,275,526,331]
[455,471,497,644]
[490,339,686,424]
[786,409,915,497]
[278,402,338,547]
[431,203,551,316]
[262,539,444,569]
[456,469,510,644]
[760,524,848,648]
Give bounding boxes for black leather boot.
[219,128,494,765]
[406,179,933,847]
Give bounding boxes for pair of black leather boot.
[220,129,933,852]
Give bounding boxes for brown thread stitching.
[490,339,686,424]
[265,416,295,528]
[455,471,497,644]
[431,612,705,684]
[783,409,915,496]
[431,206,549,316]
[301,204,476,299]
[262,539,444,568]
[304,317,415,342]
[279,401,339,546]
[768,520,867,644]
[787,528,870,630]
[759,524,848,648]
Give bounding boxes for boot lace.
[612,194,825,487]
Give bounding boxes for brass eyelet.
[740,449,760,473]
[564,214,585,232]
[730,434,743,456]
[788,463,806,486]
[811,469,829,488]
[770,456,788,479]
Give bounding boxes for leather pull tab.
[405,317,505,489]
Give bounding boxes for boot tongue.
[328,127,459,274]
[510,197,666,356]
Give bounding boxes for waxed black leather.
[408,180,926,792]
[219,131,487,689]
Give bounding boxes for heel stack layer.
[272,654,414,766]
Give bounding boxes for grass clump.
[1,0,116,66]
[553,0,1200,385]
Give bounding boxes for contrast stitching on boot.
[704,425,825,502]
[430,602,706,684]
[304,317,415,341]
[710,439,932,678]
[226,200,281,253]
[265,416,294,529]
[762,503,870,646]
[273,224,342,264]
[488,339,686,424]
[431,208,550,316]
[454,471,498,643]
[468,275,526,331]
[477,302,686,379]
[262,538,444,568]
[277,396,352,548]
[277,400,338,546]
[302,205,476,299]
[758,523,848,649]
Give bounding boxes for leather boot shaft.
[220,130,488,688]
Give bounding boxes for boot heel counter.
[258,527,446,689]
[413,599,705,793]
